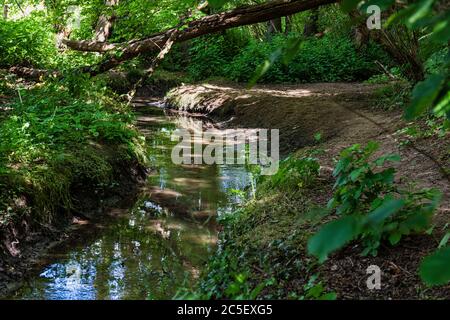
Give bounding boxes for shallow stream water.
[9,99,255,300]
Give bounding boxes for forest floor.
[166,82,450,299]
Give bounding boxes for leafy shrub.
[424,47,449,75]
[261,156,320,190]
[371,81,412,111]
[308,142,441,261]
[0,14,57,68]
[224,36,289,83]
[0,75,146,223]
[223,34,388,83]
[186,35,238,81]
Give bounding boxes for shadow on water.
[9,98,256,300]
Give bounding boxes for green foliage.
[178,244,267,300]
[186,35,236,81]
[308,215,361,263]
[185,203,336,300]
[110,0,198,41]
[342,0,450,125]
[372,81,412,111]
[420,246,450,286]
[0,75,146,223]
[261,156,320,190]
[308,142,441,261]
[0,14,57,68]
[222,35,388,84]
[406,73,446,120]
[424,47,449,75]
[328,141,399,216]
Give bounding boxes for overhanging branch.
[66,0,337,76]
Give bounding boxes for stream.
[9,98,255,300]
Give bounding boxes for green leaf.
[374,154,401,166]
[405,74,446,120]
[420,246,450,286]
[388,231,402,245]
[282,38,302,65]
[349,167,366,181]
[432,86,450,116]
[366,198,405,225]
[308,215,362,263]
[386,4,420,27]
[439,232,450,249]
[247,48,282,89]
[429,17,450,43]
[319,292,337,300]
[407,0,434,27]
[364,140,380,156]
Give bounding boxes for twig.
[374,60,397,80]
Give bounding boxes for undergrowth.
[169,33,391,84]
[0,74,147,233]
[177,154,335,299]
[185,140,446,299]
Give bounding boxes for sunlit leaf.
[439,232,450,249]
[374,154,400,166]
[247,48,282,89]
[429,17,450,43]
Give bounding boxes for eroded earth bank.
[165,82,450,299]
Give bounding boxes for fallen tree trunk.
[9,66,61,80]
[64,0,337,76]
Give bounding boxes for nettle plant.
[308,141,441,262]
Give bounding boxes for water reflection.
[10,100,255,300]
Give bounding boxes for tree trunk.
[267,17,282,37]
[55,25,72,50]
[303,8,319,37]
[63,0,337,76]
[349,10,369,49]
[285,15,293,34]
[9,66,61,80]
[3,3,8,20]
[349,11,424,82]
[94,0,119,42]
